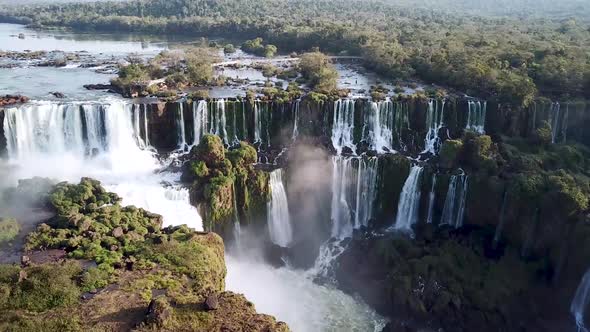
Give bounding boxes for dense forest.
[0,0,589,106]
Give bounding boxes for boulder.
[204,294,219,310]
[145,296,172,327]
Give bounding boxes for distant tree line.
[1,0,589,106]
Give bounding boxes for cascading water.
[176,102,187,150]
[440,172,469,228]
[330,156,379,239]
[331,99,356,155]
[292,100,300,141]
[466,100,486,134]
[212,99,229,145]
[426,174,437,224]
[192,100,208,147]
[3,99,203,230]
[423,99,445,155]
[572,268,590,332]
[267,169,293,247]
[362,99,394,153]
[392,165,423,232]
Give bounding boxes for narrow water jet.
[192,100,208,147]
[268,169,293,247]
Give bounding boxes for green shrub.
[0,218,20,244]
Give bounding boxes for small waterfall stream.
[423,99,445,155]
[292,100,300,140]
[192,100,208,147]
[331,99,356,155]
[572,268,590,332]
[176,102,187,150]
[440,172,469,228]
[466,100,486,134]
[362,99,394,153]
[392,165,423,232]
[267,169,293,247]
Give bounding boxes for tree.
[298,52,339,93]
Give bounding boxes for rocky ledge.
[0,94,29,107]
[0,178,289,332]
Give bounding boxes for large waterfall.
[423,99,445,155]
[440,172,469,228]
[267,169,293,247]
[466,100,486,134]
[2,100,203,230]
[572,268,590,332]
[330,156,379,239]
[392,165,423,232]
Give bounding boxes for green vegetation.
[298,52,338,93]
[111,46,219,97]
[242,38,278,58]
[0,218,19,244]
[182,135,269,233]
[0,179,288,332]
[1,0,588,105]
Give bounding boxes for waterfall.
[492,190,509,249]
[572,268,590,332]
[331,99,356,155]
[392,165,423,232]
[423,99,445,155]
[362,99,394,153]
[440,172,469,228]
[466,101,486,134]
[254,100,262,144]
[353,157,379,229]
[176,102,187,151]
[267,169,293,247]
[192,100,208,147]
[131,104,151,150]
[330,156,378,239]
[212,99,228,145]
[426,174,437,224]
[3,100,202,230]
[292,100,300,140]
[2,102,155,159]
